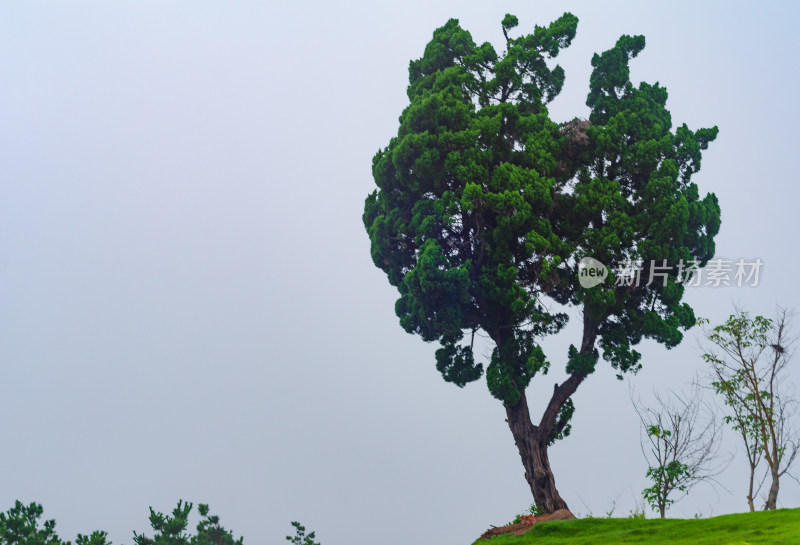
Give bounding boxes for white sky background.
[1,1,799,544]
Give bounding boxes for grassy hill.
[472,508,800,545]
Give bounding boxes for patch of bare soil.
[479,509,576,540]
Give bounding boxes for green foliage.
[472,509,800,545]
[0,502,65,545]
[701,314,775,440]
[192,505,243,545]
[509,503,542,525]
[73,534,109,545]
[640,420,692,517]
[699,309,798,510]
[0,502,108,545]
[0,501,256,545]
[285,522,320,545]
[365,8,719,453]
[565,345,598,376]
[626,508,646,520]
[435,338,482,387]
[634,384,724,519]
[133,501,243,545]
[642,458,691,514]
[546,398,574,446]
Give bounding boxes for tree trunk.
[505,391,569,513]
[747,463,756,512]
[659,503,666,519]
[498,314,597,513]
[764,469,779,510]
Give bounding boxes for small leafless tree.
[700,306,800,510]
[632,383,728,518]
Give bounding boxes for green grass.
[473,508,800,545]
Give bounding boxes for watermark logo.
[577,257,763,289]
[578,257,609,288]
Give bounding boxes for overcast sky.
[2,2,799,545]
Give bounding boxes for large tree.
[363,13,720,512]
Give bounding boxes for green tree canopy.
[0,501,108,545]
[133,501,242,545]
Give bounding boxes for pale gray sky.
[1,2,799,545]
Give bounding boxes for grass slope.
[473,508,800,545]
